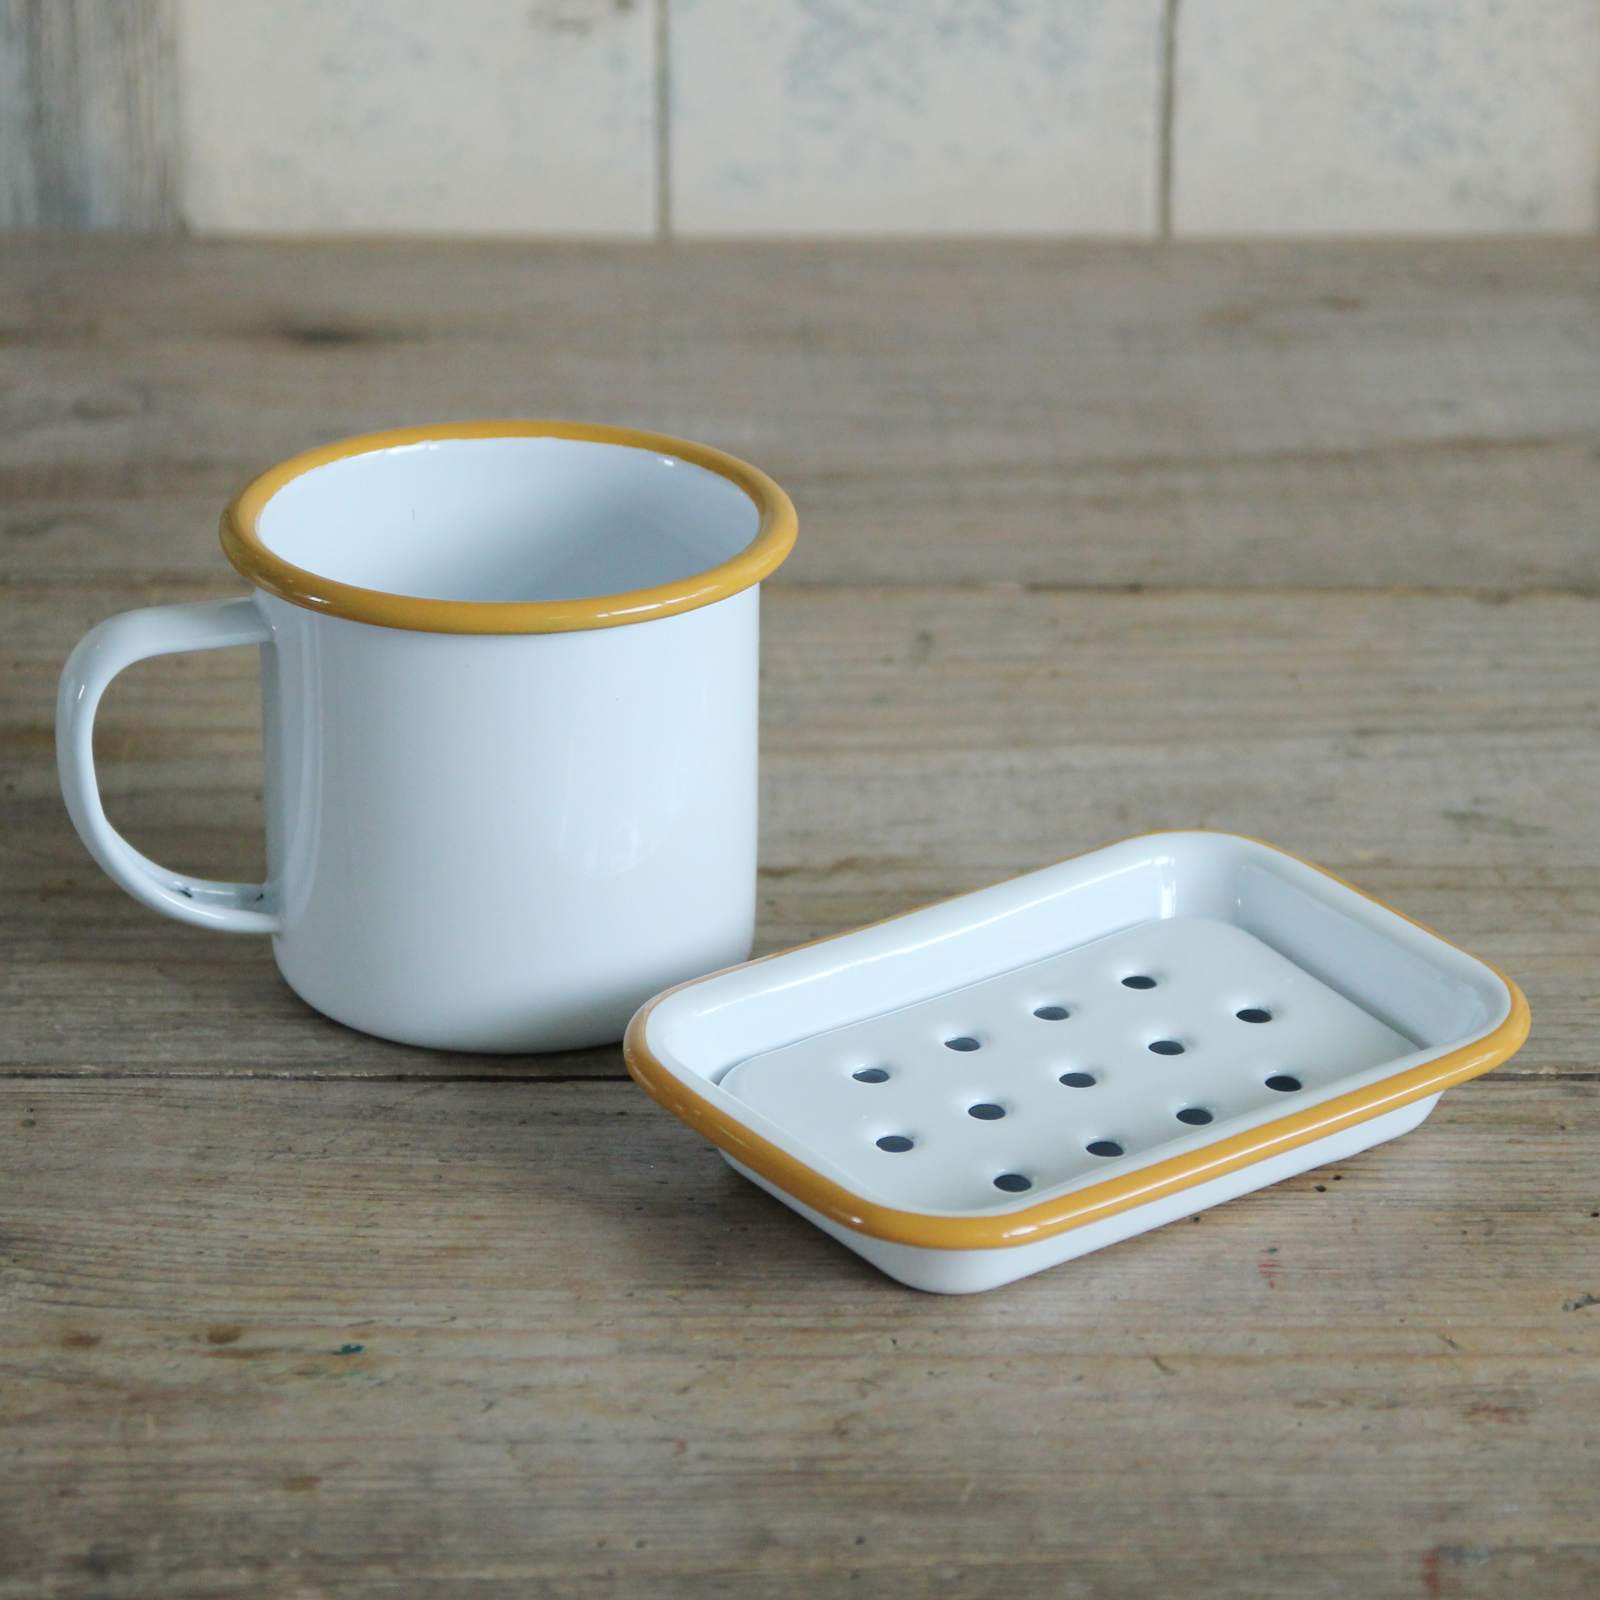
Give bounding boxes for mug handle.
[56,598,280,934]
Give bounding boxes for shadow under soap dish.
[625,832,1529,1293]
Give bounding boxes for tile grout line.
[163,0,191,232]
[653,0,673,240]
[1157,0,1180,239]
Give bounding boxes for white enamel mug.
[57,421,797,1052]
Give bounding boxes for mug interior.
[255,436,763,604]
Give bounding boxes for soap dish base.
[626,832,1528,1294]
[728,1096,1437,1294]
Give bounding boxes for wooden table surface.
[2,237,1597,1599]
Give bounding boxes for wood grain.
[2,238,1597,591]
[3,584,1595,1080]
[0,0,178,229]
[1,238,1596,1597]
[1,1076,1596,1599]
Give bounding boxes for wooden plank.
[2,238,1596,1600]
[0,0,178,229]
[1,1075,1596,1598]
[2,238,1597,592]
[3,585,1593,1079]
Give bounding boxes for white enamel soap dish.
[626,833,1529,1294]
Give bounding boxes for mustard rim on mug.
[220,420,799,635]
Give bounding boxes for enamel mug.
[57,421,797,1052]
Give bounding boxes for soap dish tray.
[625,832,1529,1293]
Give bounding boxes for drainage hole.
[1176,1106,1214,1126]
[944,1035,982,1052]
[967,1102,1006,1121]
[1086,1139,1124,1158]
[1265,1074,1302,1093]
[993,1172,1032,1193]
[1121,974,1157,990]
[876,1134,915,1152]
[1033,1005,1069,1021]
[852,1067,890,1083]
[1148,1039,1185,1056]
[1236,1007,1273,1024]
[1058,1071,1096,1088]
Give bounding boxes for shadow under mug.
[57,421,797,1052]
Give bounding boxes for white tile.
[1174,0,1600,235]
[177,0,656,234]
[670,0,1164,236]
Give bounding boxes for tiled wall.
[1174,0,1600,234]
[178,0,659,234]
[668,1,1164,235]
[9,0,1600,234]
